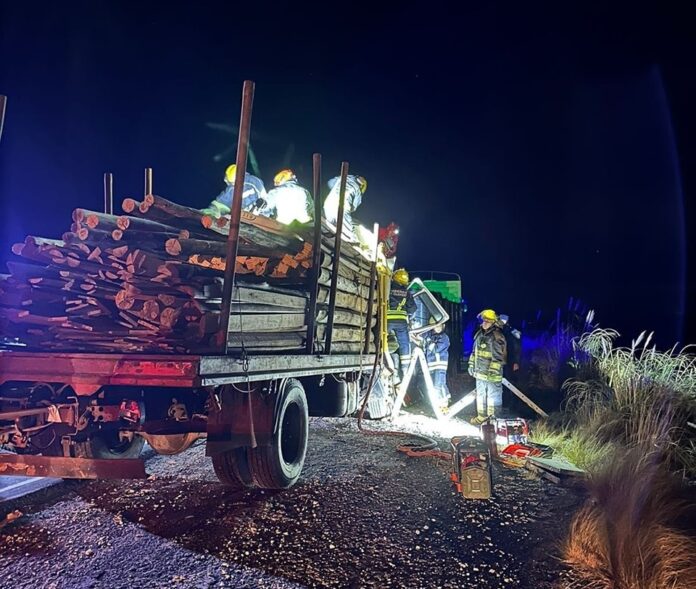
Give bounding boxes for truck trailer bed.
[0,350,376,392]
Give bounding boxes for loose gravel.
[0,416,582,588]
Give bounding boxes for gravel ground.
[0,416,583,588]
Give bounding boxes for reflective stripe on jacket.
[468,325,507,382]
[387,282,415,321]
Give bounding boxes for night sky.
[1,3,695,347]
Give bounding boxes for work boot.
[469,413,487,426]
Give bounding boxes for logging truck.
[0,82,452,489]
[0,241,448,490]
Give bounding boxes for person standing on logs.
[259,168,313,225]
[201,163,267,218]
[323,174,367,241]
[387,268,416,382]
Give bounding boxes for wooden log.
[315,325,365,343]
[316,308,376,327]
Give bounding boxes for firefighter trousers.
[475,378,503,417]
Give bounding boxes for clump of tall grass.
[563,447,696,588]
[564,329,696,476]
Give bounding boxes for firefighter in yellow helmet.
[201,163,268,218]
[387,268,416,381]
[323,174,367,241]
[258,168,314,224]
[468,309,507,424]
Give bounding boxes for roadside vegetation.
[525,327,696,588]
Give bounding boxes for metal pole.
[103,173,113,214]
[144,167,153,197]
[363,222,379,354]
[216,80,255,353]
[324,161,349,354]
[0,95,6,143]
[304,153,323,353]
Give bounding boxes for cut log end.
[165,238,182,257]
[122,198,139,213]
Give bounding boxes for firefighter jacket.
[323,175,363,238]
[425,332,450,371]
[260,181,314,224]
[468,325,507,383]
[215,173,267,211]
[387,282,416,322]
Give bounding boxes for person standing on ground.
[468,309,507,424]
[498,314,521,375]
[424,319,451,410]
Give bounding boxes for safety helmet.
[478,309,498,322]
[274,168,296,187]
[224,164,238,185]
[356,176,367,193]
[393,268,409,286]
[499,314,509,324]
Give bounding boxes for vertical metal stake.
[103,173,113,214]
[305,153,323,353]
[216,80,255,353]
[363,223,379,354]
[325,162,349,354]
[0,95,7,143]
[144,167,153,198]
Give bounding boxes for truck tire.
[248,379,308,489]
[212,447,255,490]
[75,432,145,459]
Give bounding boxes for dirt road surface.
[0,417,582,588]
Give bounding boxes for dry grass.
[563,448,696,589]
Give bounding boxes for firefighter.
[499,313,521,374]
[424,319,451,409]
[260,168,313,224]
[323,174,367,241]
[387,268,416,381]
[201,164,267,218]
[468,309,507,424]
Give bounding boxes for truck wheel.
[248,379,308,489]
[75,432,145,459]
[212,447,255,490]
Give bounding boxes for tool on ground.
[450,436,492,499]
[494,417,529,446]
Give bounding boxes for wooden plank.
[502,378,549,418]
[527,456,585,476]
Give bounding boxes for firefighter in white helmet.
[259,168,313,225]
[468,309,507,424]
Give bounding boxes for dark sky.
[1,2,695,347]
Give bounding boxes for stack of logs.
[0,195,376,354]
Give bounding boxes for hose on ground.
[356,333,450,461]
